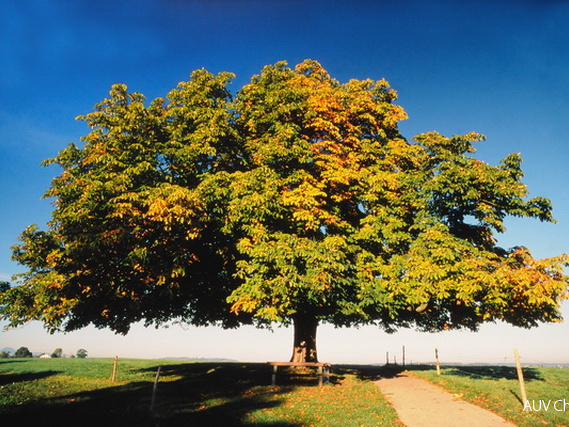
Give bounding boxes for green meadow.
[2,358,569,426]
[0,358,402,426]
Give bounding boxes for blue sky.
[1,0,568,363]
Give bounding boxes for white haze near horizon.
[2,303,568,366]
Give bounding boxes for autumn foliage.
[1,60,567,361]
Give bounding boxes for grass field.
[410,365,569,427]
[0,358,402,426]
[2,358,569,426]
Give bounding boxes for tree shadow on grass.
[335,364,434,381]
[333,363,543,383]
[0,362,303,426]
[0,370,61,386]
[439,365,542,381]
[332,364,391,381]
[0,359,34,365]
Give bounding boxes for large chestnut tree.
[2,60,567,362]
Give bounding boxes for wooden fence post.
[271,365,277,386]
[150,366,162,413]
[435,348,441,375]
[513,349,528,406]
[111,355,118,382]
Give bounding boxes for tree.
[0,351,10,359]
[14,347,32,358]
[76,349,87,358]
[1,60,567,362]
[51,347,63,358]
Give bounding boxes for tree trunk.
[290,313,319,363]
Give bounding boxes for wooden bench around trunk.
[268,362,331,386]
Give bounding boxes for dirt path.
[375,372,517,427]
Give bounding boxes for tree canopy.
[1,60,567,361]
[14,347,32,358]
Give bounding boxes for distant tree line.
[0,347,88,358]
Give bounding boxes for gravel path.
[375,372,517,427]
